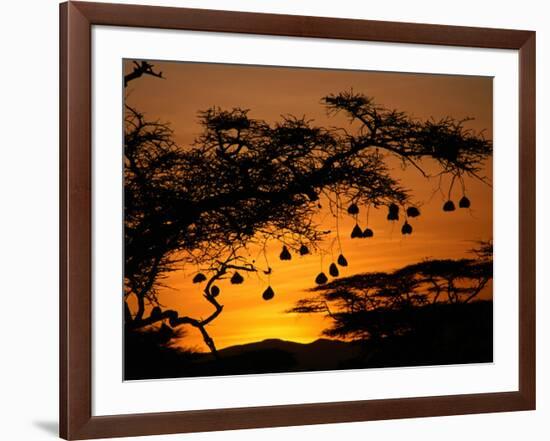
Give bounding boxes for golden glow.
[125,61,493,351]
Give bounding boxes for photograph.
[123,60,494,380]
[0,0,543,439]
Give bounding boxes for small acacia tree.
[288,242,493,341]
[123,62,492,356]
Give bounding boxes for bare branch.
[125,61,164,87]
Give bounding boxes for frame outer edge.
[518,32,536,409]
[60,2,537,439]
[61,2,94,439]
[72,1,532,49]
[59,2,68,439]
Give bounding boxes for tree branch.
[125,61,164,87]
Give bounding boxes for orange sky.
[124,60,493,351]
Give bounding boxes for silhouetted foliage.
[124,326,200,380]
[288,242,492,341]
[124,63,492,355]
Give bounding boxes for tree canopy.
[288,242,493,341]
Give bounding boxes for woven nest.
[387,203,399,221]
[443,200,456,212]
[362,227,374,238]
[459,196,471,208]
[347,203,359,215]
[192,273,207,284]
[262,286,275,301]
[350,224,363,238]
[337,254,348,267]
[401,221,413,235]
[315,272,328,285]
[279,245,292,260]
[406,206,421,217]
[230,271,244,284]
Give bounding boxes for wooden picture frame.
[60,1,536,439]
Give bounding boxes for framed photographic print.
[60,1,536,439]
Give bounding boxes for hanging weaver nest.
[406,206,421,218]
[443,200,456,212]
[362,227,374,238]
[387,203,399,221]
[459,196,471,208]
[401,221,413,235]
[329,263,339,277]
[230,271,244,284]
[350,223,363,238]
[192,273,207,283]
[279,245,292,260]
[262,286,275,301]
[337,254,348,267]
[347,203,359,215]
[315,272,328,285]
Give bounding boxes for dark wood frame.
[60,1,536,439]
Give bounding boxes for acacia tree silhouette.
[123,62,492,357]
[288,242,493,341]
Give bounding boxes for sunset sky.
[124,60,493,351]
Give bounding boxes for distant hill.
[183,337,363,377]
[215,338,362,371]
